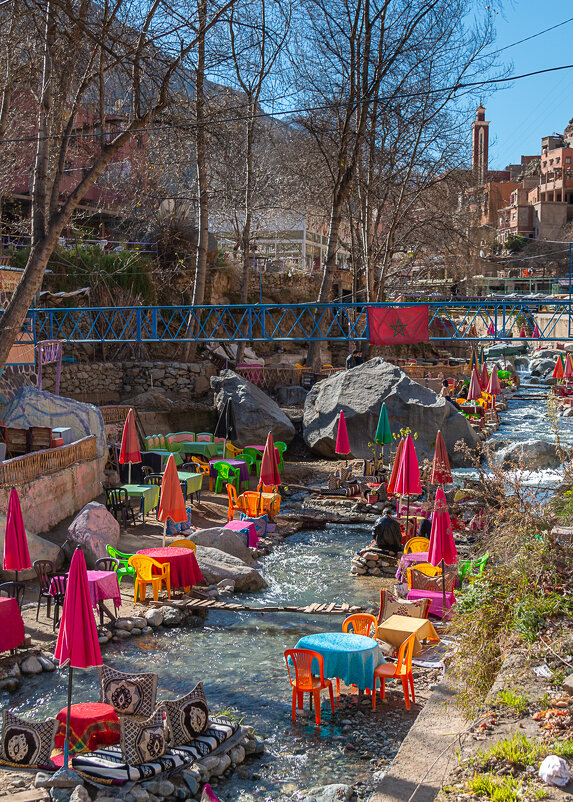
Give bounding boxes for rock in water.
[211,370,295,445]
[190,527,254,565]
[2,386,106,457]
[66,502,120,567]
[194,545,267,592]
[303,357,480,464]
[500,439,562,470]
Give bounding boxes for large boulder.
[66,502,120,567]
[194,545,267,592]
[303,357,480,466]
[529,358,557,378]
[2,386,106,458]
[0,518,63,581]
[211,370,295,445]
[500,439,563,470]
[189,527,253,565]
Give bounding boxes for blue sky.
[484,5,573,169]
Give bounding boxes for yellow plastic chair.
[406,562,442,590]
[168,539,197,553]
[226,444,244,458]
[128,555,171,603]
[403,537,430,554]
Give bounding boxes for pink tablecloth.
[403,551,429,566]
[86,570,121,611]
[137,547,204,589]
[244,445,280,462]
[223,520,258,547]
[0,597,25,652]
[407,589,456,618]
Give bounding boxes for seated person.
[418,513,431,539]
[371,508,402,554]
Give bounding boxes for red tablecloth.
[137,547,204,589]
[49,571,121,610]
[0,597,25,652]
[55,703,119,754]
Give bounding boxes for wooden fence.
[0,436,97,486]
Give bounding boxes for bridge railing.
[28,299,573,343]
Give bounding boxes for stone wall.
[40,360,216,404]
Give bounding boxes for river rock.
[1,386,106,458]
[162,608,183,627]
[66,502,120,567]
[144,608,163,627]
[299,785,353,802]
[190,527,253,565]
[20,656,43,674]
[211,370,295,445]
[195,545,267,592]
[529,358,557,378]
[500,439,562,470]
[303,357,480,465]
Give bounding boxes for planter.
[366,493,378,504]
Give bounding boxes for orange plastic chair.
[168,538,197,552]
[372,633,416,711]
[342,613,377,638]
[128,555,171,603]
[239,490,281,517]
[227,483,239,522]
[256,482,279,494]
[284,649,335,726]
[403,537,430,554]
[191,456,210,476]
[225,443,243,458]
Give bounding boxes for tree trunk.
[235,108,255,365]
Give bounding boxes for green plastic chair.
[106,545,136,584]
[240,453,255,472]
[242,448,262,475]
[213,461,241,494]
[275,441,287,472]
[458,552,489,584]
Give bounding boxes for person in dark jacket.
[372,508,402,553]
[418,512,432,539]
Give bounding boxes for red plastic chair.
[372,633,416,711]
[284,649,335,726]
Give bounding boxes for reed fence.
[0,436,97,486]
[99,405,132,425]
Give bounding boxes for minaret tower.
[471,103,489,185]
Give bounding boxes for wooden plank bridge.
[151,598,368,616]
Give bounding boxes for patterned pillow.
[409,567,456,593]
[120,711,167,766]
[99,666,158,717]
[239,514,267,538]
[160,682,209,746]
[379,589,430,622]
[0,711,57,768]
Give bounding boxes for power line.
[2,62,573,145]
[481,15,573,59]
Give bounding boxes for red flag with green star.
[367,305,429,346]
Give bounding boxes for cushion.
[120,711,167,766]
[409,567,456,593]
[239,513,267,538]
[159,682,209,746]
[99,666,158,717]
[378,589,430,623]
[0,710,57,769]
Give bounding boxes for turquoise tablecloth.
[294,632,383,691]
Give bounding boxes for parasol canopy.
[553,356,565,380]
[119,409,141,465]
[393,434,421,496]
[386,438,404,496]
[479,361,489,390]
[486,369,502,396]
[260,431,281,487]
[565,353,573,379]
[519,324,526,338]
[430,431,452,486]
[335,411,351,456]
[374,403,393,445]
[54,548,102,669]
[3,488,31,574]
[427,487,457,567]
[467,367,483,402]
[532,324,540,339]
[468,349,479,374]
[158,454,187,534]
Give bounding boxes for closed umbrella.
[119,409,141,484]
[486,322,495,337]
[258,432,281,513]
[3,488,31,582]
[374,402,392,473]
[479,346,485,366]
[467,367,483,402]
[53,548,102,780]
[519,324,526,338]
[565,354,573,380]
[486,369,502,411]
[393,434,421,538]
[335,411,351,460]
[553,356,565,380]
[386,438,404,496]
[430,431,452,487]
[480,361,489,391]
[158,454,187,546]
[427,487,458,612]
[532,324,540,339]
[468,349,479,375]
[214,398,237,459]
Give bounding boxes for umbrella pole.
[257,486,263,516]
[162,521,167,547]
[406,496,410,543]
[64,666,73,770]
[441,558,447,615]
[128,462,132,484]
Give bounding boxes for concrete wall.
[0,457,105,535]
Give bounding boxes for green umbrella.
[375,403,392,445]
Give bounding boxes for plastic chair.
[342,613,377,638]
[190,456,210,476]
[239,453,255,473]
[372,633,416,711]
[169,538,197,552]
[239,490,281,517]
[0,581,26,611]
[94,557,119,573]
[227,483,239,522]
[197,433,214,442]
[226,444,243,458]
[33,559,55,620]
[213,461,241,494]
[459,552,489,584]
[275,441,287,472]
[403,537,430,554]
[128,555,171,603]
[284,649,335,726]
[106,545,136,584]
[51,574,68,631]
[257,481,279,494]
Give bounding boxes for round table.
[294,632,383,691]
[137,547,203,589]
[55,703,119,754]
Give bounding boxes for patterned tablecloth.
[294,632,384,691]
[0,598,25,653]
[121,484,160,515]
[55,703,120,754]
[137,547,204,589]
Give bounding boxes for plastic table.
[376,614,440,657]
[137,547,204,590]
[0,598,25,653]
[148,449,184,466]
[294,632,384,691]
[177,442,219,459]
[177,471,204,501]
[223,519,258,547]
[55,703,120,754]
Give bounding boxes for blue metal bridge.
[29,298,573,343]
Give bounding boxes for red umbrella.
[553,357,565,380]
[479,361,489,390]
[565,354,573,379]
[119,409,141,484]
[486,369,502,411]
[258,432,281,512]
[335,411,350,457]
[393,434,421,535]
[519,324,526,338]
[467,367,483,402]
[532,324,540,339]
[3,489,31,581]
[430,431,452,486]
[486,322,495,337]
[386,438,404,496]
[54,548,102,776]
[428,488,458,612]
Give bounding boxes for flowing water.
[4,366,569,799]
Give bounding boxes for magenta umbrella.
[53,548,102,778]
[486,369,502,411]
[428,488,458,611]
[335,410,351,462]
[3,488,31,582]
[467,367,483,402]
[393,434,421,538]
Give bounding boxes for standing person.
[372,508,403,554]
[450,280,458,297]
[354,349,364,366]
[345,351,356,370]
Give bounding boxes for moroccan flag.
[367,305,429,346]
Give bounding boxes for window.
[567,157,571,164]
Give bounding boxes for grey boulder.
[529,358,557,378]
[194,545,267,592]
[0,519,63,581]
[211,370,295,445]
[500,439,563,470]
[66,502,120,567]
[189,527,253,565]
[303,357,480,465]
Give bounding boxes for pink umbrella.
[258,432,281,512]
[486,322,495,337]
[519,324,526,338]
[467,367,483,402]
[532,324,540,339]
[3,489,31,581]
[428,488,458,612]
[393,434,421,536]
[335,411,350,458]
[54,548,102,776]
[430,431,452,486]
[479,361,489,390]
[565,354,573,379]
[119,409,141,484]
[486,369,502,411]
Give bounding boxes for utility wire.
[480,15,573,59]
